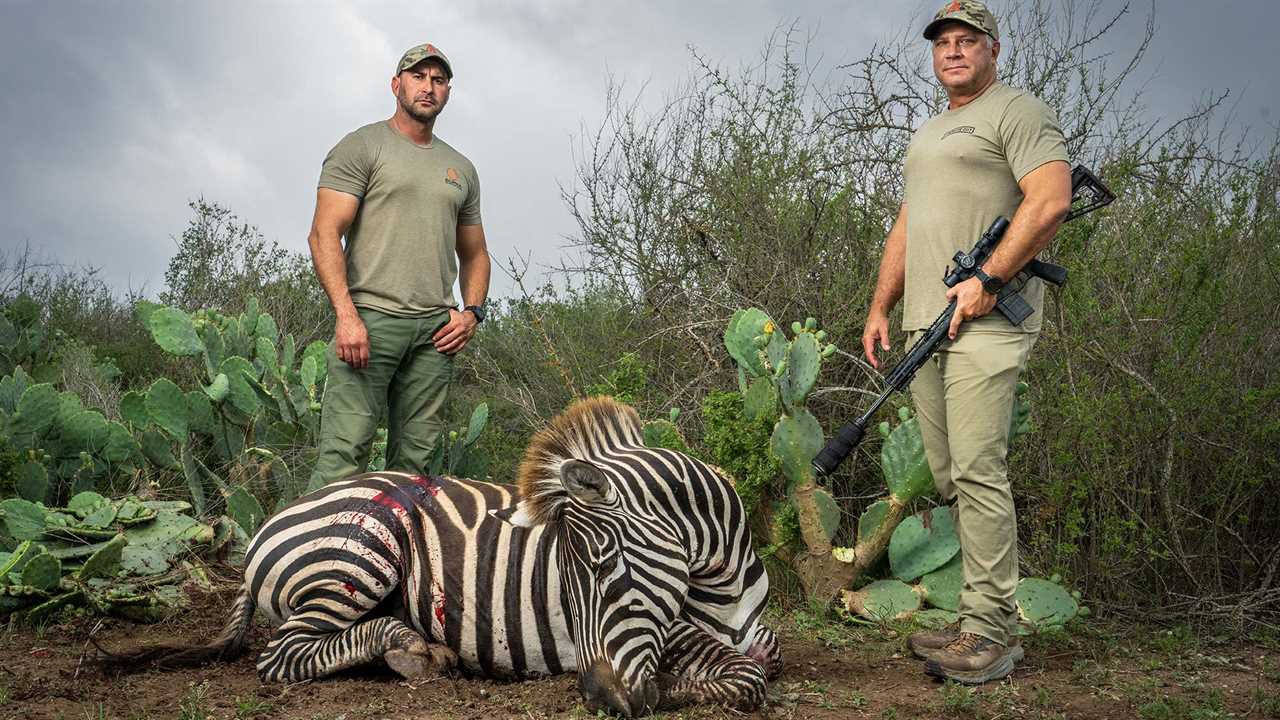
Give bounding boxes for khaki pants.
[909,327,1037,646]
[308,307,454,491]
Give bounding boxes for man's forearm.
[981,197,1068,280]
[309,230,359,321]
[458,251,491,308]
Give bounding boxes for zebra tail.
[96,587,256,673]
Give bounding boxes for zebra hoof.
[385,644,458,679]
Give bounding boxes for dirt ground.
[2,582,1278,720]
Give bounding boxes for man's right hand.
[335,314,370,369]
[862,311,891,370]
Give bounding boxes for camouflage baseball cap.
[396,43,453,78]
[923,0,999,41]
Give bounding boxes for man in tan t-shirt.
[861,1,1071,684]
[305,43,491,490]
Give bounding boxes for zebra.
[103,397,782,715]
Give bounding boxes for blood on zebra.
[410,474,442,496]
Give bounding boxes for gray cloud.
[0,0,1273,300]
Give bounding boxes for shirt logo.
[941,125,976,141]
[445,167,463,190]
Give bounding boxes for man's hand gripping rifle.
[811,165,1115,476]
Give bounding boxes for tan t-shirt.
[319,121,482,317]
[902,82,1067,333]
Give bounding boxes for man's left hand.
[432,308,478,354]
[945,277,998,339]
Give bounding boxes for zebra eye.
[596,553,619,575]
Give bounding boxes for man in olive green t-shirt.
[305,42,491,490]
[861,1,1071,684]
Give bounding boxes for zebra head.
[509,399,692,717]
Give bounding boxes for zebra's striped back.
[244,472,577,678]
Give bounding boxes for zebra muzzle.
[579,660,658,717]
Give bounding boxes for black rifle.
[811,165,1115,476]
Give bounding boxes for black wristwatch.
[974,268,1005,295]
[463,303,486,324]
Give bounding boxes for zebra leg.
[256,594,457,682]
[745,622,784,680]
[655,620,768,711]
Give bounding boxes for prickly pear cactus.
[843,579,921,621]
[888,506,960,582]
[917,554,962,611]
[1015,576,1087,632]
[880,406,934,502]
[0,492,218,623]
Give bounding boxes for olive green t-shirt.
[902,82,1067,333]
[318,121,482,317]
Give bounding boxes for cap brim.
[401,55,453,78]
[923,17,988,40]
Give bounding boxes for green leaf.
[300,354,319,390]
[255,313,278,344]
[145,377,189,441]
[147,307,205,356]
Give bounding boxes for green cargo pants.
[909,327,1037,646]
[308,307,453,491]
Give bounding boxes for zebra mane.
[516,396,645,524]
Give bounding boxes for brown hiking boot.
[908,623,960,659]
[924,632,1021,684]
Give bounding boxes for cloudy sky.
[1,0,1273,301]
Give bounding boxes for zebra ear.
[560,460,614,506]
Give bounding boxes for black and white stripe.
[109,398,781,716]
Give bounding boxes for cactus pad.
[811,488,841,542]
[918,554,963,611]
[16,462,48,503]
[770,409,823,487]
[857,500,890,542]
[464,402,489,445]
[1015,577,1080,630]
[11,382,59,441]
[118,391,149,428]
[0,498,46,542]
[147,307,204,356]
[881,414,934,502]
[844,579,921,621]
[888,506,959,582]
[743,377,777,422]
[145,377,189,441]
[724,308,772,377]
[20,551,61,592]
[784,333,820,404]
